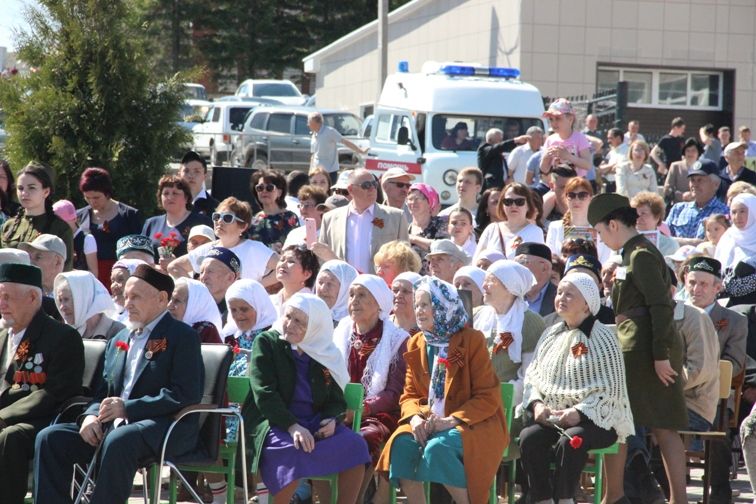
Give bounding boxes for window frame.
[597,66,723,111]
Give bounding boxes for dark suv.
[231,106,366,171]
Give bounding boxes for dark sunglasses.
[255,183,276,192]
[566,191,591,201]
[212,211,243,224]
[390,181,411,189]
[333,188,350,196]
[502,197,527,207]
[354,180,379,191]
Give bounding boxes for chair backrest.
[718,360,733,399]
[195,344,233,461]
[82,340,107,395]
[227,375,252,405]
[500,382,515,458]
[343,382,364,433]
[730,367,746,429]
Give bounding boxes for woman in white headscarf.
[167,278,223,344]
[473,259,546,404]
[244,293,370,503]
[314,260,358,325]
[519,273,633,504]
[715,193,756,270]
[390,271,422,334]
[332,274,409,502]
[109,258,146,322]
[54,270,124,339]
[453,265,486,310]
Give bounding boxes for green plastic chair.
[269,382,364,504]
[167,375,252,504]
[582,442,620,504]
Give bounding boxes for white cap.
[188,224,215,242]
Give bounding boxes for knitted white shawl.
[333,316,408,399]
[519,320,635,442]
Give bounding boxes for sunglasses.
[333,188,350,196]
[255,183,277,192]
[298,202,316,209]
[354,180,379,191]
[389,181,411,189]
[566,191,591,201]
[212,212,243,224]
[502,197,527,207]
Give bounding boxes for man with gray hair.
[0,262,84,503]
[18,235,66,321]
[307,111,368,184]
[507,126,544,184]
[477,127,529,191]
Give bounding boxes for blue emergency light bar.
[439,64,520,79]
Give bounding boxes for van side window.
[375,114,411,144]
[267,113,292,133]
[294,115,309,136]
[211,108,221,122]
[250,112,268,130]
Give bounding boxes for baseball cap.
[332,171,352,190]
[381,167,415,183]
[426,239,471,265]
[687,159,719,177]
[724,141,748,156]
[317,194,349,212]
[543,98,574,118]
[52,200,77,223]
[19,234,67,261]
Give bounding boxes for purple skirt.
[259,423,370,494]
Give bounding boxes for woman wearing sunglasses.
[168,197,279,288]
[474,182,544,261]
[546,177,602,258]
[249,170,300,253]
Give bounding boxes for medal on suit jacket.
[144,338,168,360]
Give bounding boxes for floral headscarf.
[414,276,469,415]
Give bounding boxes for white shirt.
[623,132,645,145]
[604,143,629,182]
[474,222,544,260]
[121,311,167,400]
[310,125,343,173]
[1,328,26,395]
[507,144,535,184]
[192,185,209,203]
[346,203,374,274]
[188,239,275,281]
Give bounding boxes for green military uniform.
[1,212,74,270]
[612,233,687,429]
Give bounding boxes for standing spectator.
[542,166,577,221]
[248,170,300,252]
[0,159,20,219]
[539,99,593,178]
[1,162,74,270]
[526,147,545,186]
[507,127,544,184]
[665,159,728,245]
[719,141,756,201]
[718,126,731,150]
[284,171,310,220]
[474,188,502,238]
[308,111,367,184]
[699,123,722,163]
[439,167,483,221]
[308,166,332,195]
[178,151,218,216]
[380,167,414,223]
[615,140,657,199]
[318,169,408,274]
[650,117,686,177]
[598,128,628,193]
[477,127,529,190]
[76,167,143,285]
[142,175,213,264]
[54,199,97,273]
[406,183,448,272]
[623,120,645,145]
[582,113,602,138]
[738,125,756,157]
[663,137,702,203]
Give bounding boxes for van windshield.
[432,115,544,151]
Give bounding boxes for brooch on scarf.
[14,340,30,363]
[372,217,384,229]
[492,332,514,355]
[144,338,168,360]
[571,342,589,357]
[714,319,728,332]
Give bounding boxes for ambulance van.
[366,61,546,205]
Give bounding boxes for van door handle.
[366,152,378,157]
[291,139,299,144]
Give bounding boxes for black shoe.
[636,470,666,504]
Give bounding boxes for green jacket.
[243,330,346,473]
[1,212,75,270]
[0,309,84,429]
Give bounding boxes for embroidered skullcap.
[131,264,174,296]
[116,234,155,259]
[202,246,241,276]
[688,256,721,278]
[561,272,600,316]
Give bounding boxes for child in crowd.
[53,199,98,273]
[447,207,477,258]
[697,213,730,258]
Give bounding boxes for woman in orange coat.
[377,276,507,504]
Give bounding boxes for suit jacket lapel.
[108,332,130,396]
[444,334,463,397]
[0,329,9,386]
[129,313,172,392]
[404,339,430,395]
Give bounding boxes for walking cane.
[73,424,114,504]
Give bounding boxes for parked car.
[178,99,213,132]
[231,106,367,171]
[191,101,256,166]
[234,79,307,106]
[183,83,208,101]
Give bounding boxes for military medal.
[21,384,30,391]
[144,350,153,360]
[25,361,33,370]
[34,366,42,373]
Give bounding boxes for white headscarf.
[453,266,485,296]
[394,271,422,286]
[716,193,756,269]
[175,278,223,333]
[111,258,146,275]
[351,274,393,320]
[54,271,115,336]
[473,259,535,364]
[222,279,278,335]
[561,272,600,316]
[318,260,358,321]
[283,293,350,391]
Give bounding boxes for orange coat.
[377,327,508,504]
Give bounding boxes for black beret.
[688,256,722,278]
[515,242,551,262]
[132,264,175,295]
[0,263,42,289]
[588,193,631,226]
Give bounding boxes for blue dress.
[259,349,370,494]
[225,329,264,442]
[388,345,467,488]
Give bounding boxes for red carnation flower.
[154,232,163,240]
[232,346,241,355]
[115,341,129,352]
[569,435,584,449]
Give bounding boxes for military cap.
[587,193,630,227]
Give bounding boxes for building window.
[597,66,722,110]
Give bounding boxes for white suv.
[191,101,256,165]
[234,79,307,106]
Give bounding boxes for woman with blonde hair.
[616,140,657,199]
[374,240,422,287]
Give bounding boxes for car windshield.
[183,85,207,100]
[431,115,544,151]
[179,103,211,121]
[324,113,361,137]
[253,83,301,98]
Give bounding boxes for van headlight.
[443,169,457,186]
[441,191,451,201]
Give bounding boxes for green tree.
[0,0,188,214]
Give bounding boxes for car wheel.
[249,153,268,171]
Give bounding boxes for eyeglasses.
[333,188,350,196]
[389,181,411,189]
[502,197,527,207]
[354,180,378,191]
[566,191,591,201]
[255,183,276,192]
[212,212,244,224]
[298,202,316,209]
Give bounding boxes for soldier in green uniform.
[588,193,688,504]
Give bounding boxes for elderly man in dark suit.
[515,242,557,317]
[34,265,204,504]
[0,263,84,504]
[685,256,747,504]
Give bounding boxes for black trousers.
[520,417,617,501]
[0,422,40,504]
